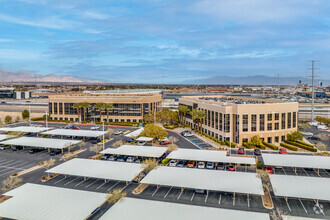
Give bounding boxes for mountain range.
[182,75,330,85]
[0,69,100,83]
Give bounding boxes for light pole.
[29,105,31,126]
[45,110,48,128]
[103,121,105,151]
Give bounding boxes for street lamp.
[103,121,105,151]
[45,110,48,128]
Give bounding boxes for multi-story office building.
[48,91,162,123]
[179,96,298,145]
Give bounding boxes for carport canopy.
[262,154,330,170]
[0,126,50,133]
[141,166,264,195]
[99,197,270,220]
[0,134,13,141]
[42,128,105,138]
[269,175,330,201]
[125,127,144,138]
[47,158,144,181]
[0,136,81,149]
[167,148,256,165]
[0,183,106,220]
[136,136,153,142]
[100,145,167,158]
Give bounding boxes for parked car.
[65,125,78,129]
[216,162,226,170]
[194,189,205,194]
[108,155,117,161]
[134,157,142,163]
[126,138,136,143]
[0,145,9,150]
[197,161,205,169]
[187,161,196,168]
[238,148,245,154]
[254,149,261,156]
[176,160,187,167]
[100,154,110,160]
[227,165,236,171]
[114,130,123,135]
[29,148,42,154]
[91,126,100,130]
[308,135,320,140]
[279,148,288,154]
[159,141,172,145]
[116,155,127,162]
[138,141,146,146]
[169,160,178,167]
[50,149,61,156]
[12,146,23,151]
[126,156,135,163]
[91,139,99,144]
[181,131,193,137]
[206,162,214,169]
[264,166,273,174]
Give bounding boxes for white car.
[0,145,9,150]
[138,141,146,146]
[169,160,178,167]
[114,130,123,135]
[197,161,205,169]
[126,156,135,163]
[91,126,100,130]
[317,125,328,130]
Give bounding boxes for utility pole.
[45,110,48,128]
[307,60,319,122]
[29,105,31,126]
[277,74,280,99]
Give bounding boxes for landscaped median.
[40,173,60,182]
[284,140,317,152]
[10,165,42,177]
[262,142,279,150]
[280,142,298,151]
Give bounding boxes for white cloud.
[0,39,14,42]
[0,49,39,59]
[83,11,108,20]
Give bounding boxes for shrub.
[263,142,279,150]
[4,115,12,124]
[162,158,171,164]
[284,140,317,152]
[297,140,314,148]
[254,143,266,150]
[11,173,18,177]
[225,141,236,148]
[242,142,252,149]
[257,161,263,169]
[163,124,179,129]
[22,109,29,119]
[41,176,46,180]
[280,142,298,151]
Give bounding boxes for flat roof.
[0,134,13,141]
[0,183,105,220]
[0,136,81,149]
[100,197,270,220]
[47,158,144,181]
[100,145,167,158]
[136,136,154,141]
[141,166,264,195]
[0,126,50,133]
[167,148,256,165]
[42,128,105,137]
[262,154,330,170]
[125,128,143,138]
[270,175,330,201]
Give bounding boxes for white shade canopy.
[42,128,105,138]
[47,158,144,181]
[125,128,144,138]
[0,134,13,141]
[0,126,50,133]
[141,166,264,195]
[100,145,167,158]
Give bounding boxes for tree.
[178,105,190,123]
[196,109,206,130]
[90,144,103,155]
[167,136,179,151]
[250,135,263,147]
[60,152,77,162]
[15,116,20,122]
[1,176,23,193]
[5,115,12,124]
[112,140,124,148]
[81,102,91,122]
[191,109,198,129]
[93,102,105,122]
[142,158,159,172]
[72,103,82,122]
[140,124,168,141]
[143,113,154,124]
[38,158,56,177]
[104,103,114,122]
[287,131,303,142]
[106,188,127,204]
[22,109,29,120]
[105,128,114,138]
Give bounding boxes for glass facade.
[293,112,296,128]
[287,112,292,129]
[251,114,257,132]
[281,113,286,129]
[242,114,248,132]
[259,114,265,131]
[224,114,230,132]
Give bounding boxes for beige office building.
[179,96,298,145]
[48,92,162,123]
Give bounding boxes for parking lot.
[184,134,214,149]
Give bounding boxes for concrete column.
[104,179,107,183]
[157,185,159,189]
[84,176,86,181]
[48,148,50,152]
[318,168,320,175]
[61,149,63,154]
[65,175,67,178]
[126,181,128,186]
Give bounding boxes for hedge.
[242,142,252,149]
[195,130,236,147]
[96,121,139,127]
[262,141,279,150]
[162,158,171,164]
[297,140,314,148]
[257,161,263,169]
[255,143,266,150]
[284,140,317,152]
[280,142,298,151]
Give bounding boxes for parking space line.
[64,177,80,185]
[218,194,222,204]
[285,198,291,211]
[177,189,184,200]
[233,195,235,206]
[122,182,131,191]
[190,192,195,201]
[85,179,99,188]
[164,187,172,198]
[54,176,67,184]
[313,200,325,215]
[282,168,287,175]
[247,195,250,207]
[298,198,308,213]
[204,193,208,203]
[0,160,15,166]
[151,186,159,197]
[302,169,309,176]
[0,169,19,177]
[96,181,107,190]
[107,181,120,191]
[75,178,88,187]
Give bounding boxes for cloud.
[0,38,14,42]
[0,49,39,59]
[83,11,108,20]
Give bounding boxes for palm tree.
[178,105,190,123]
[72,102,82,122]
[191,109,199,130]
[93,102,105,122]
[106,188,127,204]
[81,102,91,122]
[104,103,114,122]
[196,109,206,131]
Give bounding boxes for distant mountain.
[0,69,101,83]
[183,75,330,85]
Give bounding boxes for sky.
[0,0,330,83]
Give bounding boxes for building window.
[242,115,248,132]
[54,103,58,114]
[275,136,279,143]
[211,111,214,128]
[219,113,223,131]
[267,123,272,131]
[293,112,296,128]
[215,112,218,129]
[127,119,131,122]
[59,103,63,114]
[275,123,279,130]
[234,114,240,143]
[121,119,125,122]
[115,119,119,122]
[243,138,248,143]
[259,114,265,131]
[109,119,113,122]
[281,113,286,129]
[267,137,272,143]
[49,103,53,114]
[207,110,211,127]
[133,119,136,122]
[267,113,272,121]
[275,113,279,120]
[251,114,257,131]
[287,112,292,129]
[281,135,285,142]
[224,114,230,132]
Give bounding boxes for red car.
[279,148,288,154]
[159,141,172,145]
[238,148,245,154]
[187,161,195,168]
[264,166,274,174]
[227,165,236,171]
